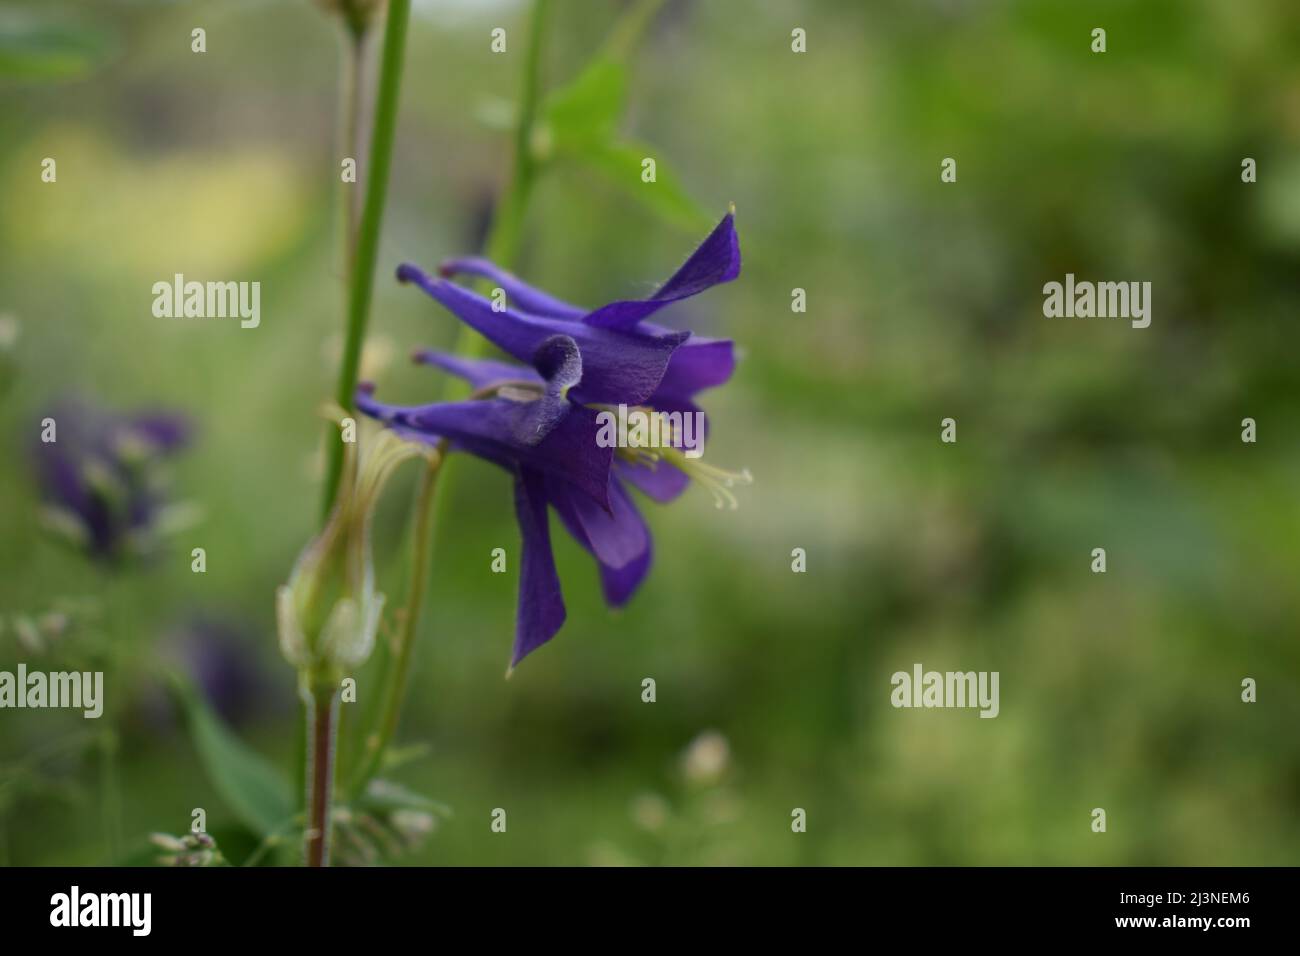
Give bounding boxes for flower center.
[658,448,753,510]
[594,403,752,510]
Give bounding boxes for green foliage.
[0,16,112,80]
[544,58,626,149]
[539,58,707,230]
[172,679,295,840]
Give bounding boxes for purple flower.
[148,614,281,729]
[29,398,193,561]
[357,212,750,667]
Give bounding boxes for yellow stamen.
[658,448,753,510]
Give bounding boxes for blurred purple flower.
[356,213,749,667]
[169,614,277,727]
[133,614,284,733]
[29,398,193,561]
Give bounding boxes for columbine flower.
[30,398,194,561]
[355,212,750,667]
[277,408,429,681]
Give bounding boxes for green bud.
[277,408,429,681]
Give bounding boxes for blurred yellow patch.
[4,127,307,278]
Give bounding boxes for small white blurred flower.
[680,730,730,785]
[0,313,19,351]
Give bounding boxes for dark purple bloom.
[167,614,280,727]
[358,212,748,667]
[29,398,193,561]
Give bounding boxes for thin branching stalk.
[349,442,446,797]
[322,0,412,518]
[303,0,412,865]
[340,28,375,279]
[300,17,376,817]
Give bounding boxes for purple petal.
[412,351,541,391]
[356,384,612,509]
[397,264,688,405]
[515,334,583,445]
[547,473,648,571]
[126,413,191,451]
[511,467,566,666]
[437,257,585,320]
[649,335,735,401]
[532,334,582,389]
[612,393,706,503]
[30,400,190,559]
[581,213,741,331]
[549,476,653,607]
[615,458,689,504]
[417,336,580,445]
[598,533,652,607]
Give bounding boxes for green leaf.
[543,58,627,152]
[0,17,113,81]
[532,13,705,231]
[359,779,453,818]
[379,741,432,774]
[579,140,709,230]
[172,678,295,838]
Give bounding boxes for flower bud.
[277,408,429,681]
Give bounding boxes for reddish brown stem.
[305,683,340,867]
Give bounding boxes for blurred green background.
[2,0,1299,866]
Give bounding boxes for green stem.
[602,0,667,61]
[240,815,297,868]
[299,0,409,842]
[299,15,379,816]
[350,445,445,797]
[96,591,123,862]
[98,724,121,862]
[340,28,374,280]
[321,0,412,518]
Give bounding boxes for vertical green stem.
[350,445,445,797]
[299,14,378,816]
[301,0,411,859]
[98,723,122,862]
[339,28,374,280]
[321,0,413,518]
[97,580,123,862]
